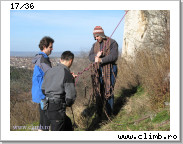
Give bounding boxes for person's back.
[42,64,76,103]
[42,51,76,131]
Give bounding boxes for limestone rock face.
[122,10,170,59]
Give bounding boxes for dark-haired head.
[39,36,54,51]
[61,51,74,61]
[60,51,74,68]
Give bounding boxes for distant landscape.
[10,51,84,58]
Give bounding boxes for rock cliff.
[122,10,170,59]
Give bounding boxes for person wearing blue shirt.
[31,36,54,131]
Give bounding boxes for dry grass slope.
[10,42,170,131]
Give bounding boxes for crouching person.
[41,51,76,131]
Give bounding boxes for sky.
[10,10,125,53]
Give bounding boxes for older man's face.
[95,35,103,43]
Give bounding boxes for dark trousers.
[47,109,73,131]
[96,64,117,116]
[39,104,50,131]
[96,87,114,116]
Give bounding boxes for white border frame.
[1,0,180,141]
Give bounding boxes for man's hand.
[71,72,78,78]
[95,56,102,63]
[96,51,102,57]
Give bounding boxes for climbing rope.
[75,10,129,85]
[73,11,129,126]
[100,10,129,52]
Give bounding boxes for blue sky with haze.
[10,10,125,53]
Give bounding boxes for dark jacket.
[88,38,118,64]
[41,64,76,107]
[31,52,52,103]
[89,38,118,89]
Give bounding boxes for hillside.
[68,86,170,131]
[10,57,170,131]
[95,87,170,131]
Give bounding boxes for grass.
[10,66,40,131]
[152,110,170,123]
[95,86,170,131]
[12,121,40,131]
[10,66,32,93]
[10,71,170,131]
